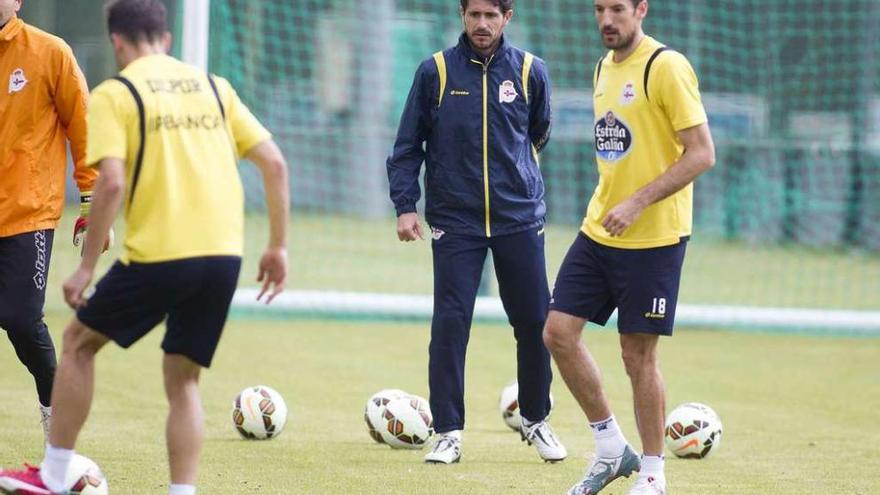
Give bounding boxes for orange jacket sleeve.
[53,42,95,193]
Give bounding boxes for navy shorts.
[550,233,687,336]
[77,256,241,367]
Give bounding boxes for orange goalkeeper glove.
[73,192,113,254]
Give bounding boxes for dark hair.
[460,0,514,14]
[105,0,167,43]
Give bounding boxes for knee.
[163,355,201,397]
[542,317,576,355]
[61,321,105,360]
[430,311,471,344]
[511,316,546,341]
[621,345,656,379]
[0,311,41,338]
[164,375,200,401]
[433,307,469,327]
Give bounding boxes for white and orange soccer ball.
[376,395,434,449]
[61,454,108,495]
[232,385,288,440]
[364,389,409,444]
[498,380,555,432]
[664,402,723,458]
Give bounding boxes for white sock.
[589,415,628,458]
[169,484,197,495]
[41,444,74,493]
[38,404,52,438]
[439,429,462,440]
[640,454,665,478]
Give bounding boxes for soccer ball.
[664,402,723,459]
[364,389,409,444]
[232,385,288,440]
[498,380,554,432]
[62,454,108,495]
[377,395,433,449]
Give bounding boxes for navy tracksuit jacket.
[387,34,553,432]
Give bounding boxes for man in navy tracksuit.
[386,0,566,465]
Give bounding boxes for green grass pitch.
[1,316,878,494]
[3,211,877,492]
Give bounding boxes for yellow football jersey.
[582,36,707,249]
[87,54,271,263]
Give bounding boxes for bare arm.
[601,123,716,237]
[244,139,290,303]
[63,158,125,308]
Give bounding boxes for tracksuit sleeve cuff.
[395,204,417,216]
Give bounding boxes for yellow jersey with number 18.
[86,54,271,263]
[582,36,707,249]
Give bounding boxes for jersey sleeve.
[86,81,132,168]
[52,41,95,190]
[214,76,272,157]
[651,52,708,132]
[528,56,552,153]
[386,58,436,216]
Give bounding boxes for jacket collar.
[0,17,24,42]
[456,32,510,62]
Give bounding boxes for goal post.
[180,0,210,71]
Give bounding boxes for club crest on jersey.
[8,68,28,94]
[594,111,633,162]
[499,80,518,103]
[620,81,636,105]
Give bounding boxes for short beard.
[603,31,636,51]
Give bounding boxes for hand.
[63,266,94,310]
[73,216,88,247]
[72,217,114,254]
[396,213,424,241]
[257,246,287,304]
[601,197,647,237]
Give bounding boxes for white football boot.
[567,445,641,495]
[424,432,462,464]
[628,475,667,495]
[521,419,567,462]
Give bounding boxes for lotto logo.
[32,231,47,290]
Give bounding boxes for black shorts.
[77,256,241,367]
[550,233,687,336]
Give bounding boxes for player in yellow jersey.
[542,1,716,494]
[0,1,290,494]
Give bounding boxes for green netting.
[206,0,880,314]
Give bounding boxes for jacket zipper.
[470,54,494,237]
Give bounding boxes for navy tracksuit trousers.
[429,226,552,433]
[0,230,58,407]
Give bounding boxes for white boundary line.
[232,289,880,334]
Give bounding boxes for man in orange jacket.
[0,0,105,440]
